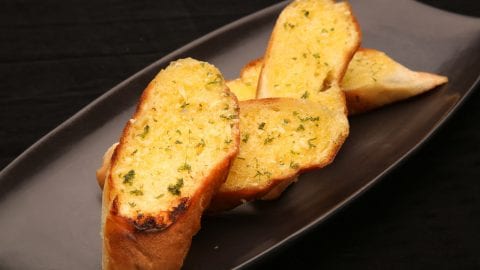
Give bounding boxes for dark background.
[1,0,479,269]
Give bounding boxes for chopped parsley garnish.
[178,162,192,173]
[220,114,237,120]
[175,140,182,144]
[196,139,206,148]
[242,133,250,143]
[224,138,232,144]
[283,119,291,124]
[299,115,320,122]
[301,91,309,99]
[264,135,274,145]
[168,178,184,196]
[296,124,305,131]
[290,161,300,169]
[155,194,164,199]
[258,122,266,130]
[123,170,135,185]
[131,149,138,155]
[283,22,296,29]
[207,74,222,85]
[128,202,136,207]
[130,189,143,196]
[303,10,310,17]
[180,102,190,109]
[254,170,272,179]
[138,125,150,139]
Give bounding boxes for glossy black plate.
[0,0,479,269]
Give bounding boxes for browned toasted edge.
[208,98,349,212]
[239,57,263,79]
[344,90,377,115]
[102,75,240,269]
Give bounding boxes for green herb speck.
[130,189,143,196]
[290,161,300,169]
[301,91,309,99]
[178,163,191,173]
[168,178,184,196]
[123,170,135,185]
[242,133,250,143]
[180,102,190,109]
[138,125,150,138]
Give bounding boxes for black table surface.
[1,0,479,269]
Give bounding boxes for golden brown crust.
[102,60,240,269]
[239,57,263,79]
[103,156,235,270]
[336,2,362,84]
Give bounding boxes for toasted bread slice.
[257,0,361,115]
[342,48,448,114]
[228,48,448,114]
[209,98,348,211]
[102,58,239,269]
[226,58,263,101]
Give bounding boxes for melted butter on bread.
[257,0,360,115]
[210,98,348,211]
[108,58,239,225]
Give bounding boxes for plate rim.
[1,1,479,269]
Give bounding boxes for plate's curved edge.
[0,1,288,179]
[235,74,480,269]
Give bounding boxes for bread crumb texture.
[258,0,359,114]
[109,58,239,226]
[220,98,348,192]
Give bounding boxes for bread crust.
[103,156,235,270]
[102,62,240,269]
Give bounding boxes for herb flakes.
[123,170,135,185]
[168,178,184,196]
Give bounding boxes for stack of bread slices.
[96,0,448,269]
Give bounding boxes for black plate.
[1,0,479,269]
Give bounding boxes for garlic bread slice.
[342,48,448,114]
[102,58,239,270]
[209,98,348,211]
[257,0,361,115]
[228,47,448,115]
